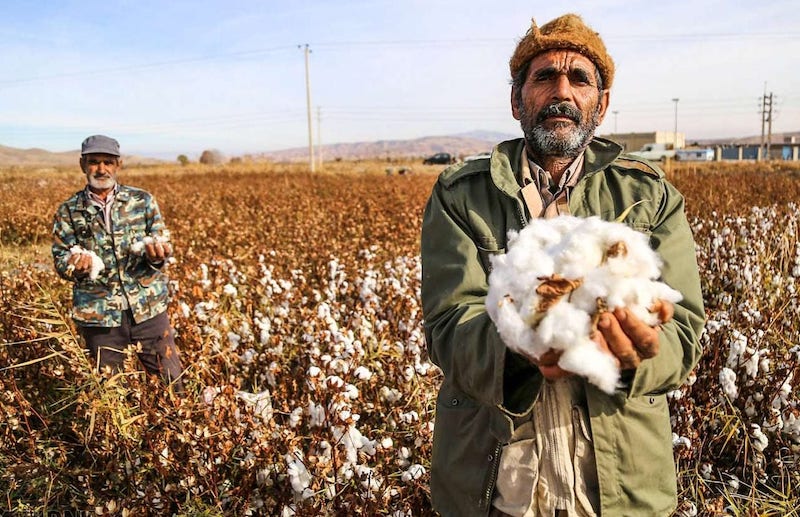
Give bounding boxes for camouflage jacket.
[52,185,171,327]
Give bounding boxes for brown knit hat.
[509,13,615,90]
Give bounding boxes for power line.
[2,30,797,87]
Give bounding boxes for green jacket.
[52,185,171,327]
[421,138,705,516]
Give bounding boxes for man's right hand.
[67,253,93,277]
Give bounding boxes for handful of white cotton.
[485,215,682,394]
[67,246,105,280]
[130,231,171,255]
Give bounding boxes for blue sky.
[2,0,798,158]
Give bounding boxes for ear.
[511,85,521,121]
[79,156,87,172]
[595,89,611,124]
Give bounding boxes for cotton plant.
[66,246,105,280]
[486,215,682,394]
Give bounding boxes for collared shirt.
[518,150,585,219]
[86,185,118,232]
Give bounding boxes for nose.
[551,73,574,102]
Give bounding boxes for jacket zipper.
[481,441,503,511]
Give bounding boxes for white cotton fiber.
[486,215,682,394]
[130,233,170,255]
[68,246,105,280]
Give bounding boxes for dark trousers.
[79,310,184,393]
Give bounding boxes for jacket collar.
[76,184,130,211]
[491,137,624,196]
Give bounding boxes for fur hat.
[509,13,615,90]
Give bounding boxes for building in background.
[600,131,685,153]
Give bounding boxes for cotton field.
[0,160,798,515]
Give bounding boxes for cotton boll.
[558,337,620,394]
[488,296,537,357]
[535,301,592,353]
[486,214,682,394]
[603,276,682,326]
[600,223,662,279]
[130,233,171,255]
[552,224,605,279]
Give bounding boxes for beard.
[87,174,117,191]
[519,100,602,158]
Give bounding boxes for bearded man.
[420,13,705,517]
[52,135,184,394]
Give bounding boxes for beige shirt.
[492,150,600,517]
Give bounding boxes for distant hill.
[259,133,517,162]
[0,144,163,168]
[0,145,78,168]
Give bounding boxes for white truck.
[629,143,676,162]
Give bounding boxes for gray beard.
[519,101,601,158]
[88,176,117,191]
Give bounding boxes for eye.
[568,69,594,87]
[533,69,557,82]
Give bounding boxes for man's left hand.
[594,301,674,370]
[145,241,173,263]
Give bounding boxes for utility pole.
[760,83,767,161]
[317,106,323,171]
[671,98,679,149]
[300,44,315,172]
[760,88,774,161]
[612,110,619,133]
[766,92,774,161]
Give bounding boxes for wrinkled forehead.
[527,49,598,76]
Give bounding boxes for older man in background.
[52,135,184,394]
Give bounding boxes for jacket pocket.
[476,237,505,275]
[615,393,676,495]
[493,437,539,515]
[431,386,499,516]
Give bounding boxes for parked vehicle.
[675,148,714,161]
[423,152,455,165]
[464,151,492,162]
[629,143,676,162]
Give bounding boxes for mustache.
[536,103,582,124]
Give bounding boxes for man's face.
[80,153,121,193]
[511,49,610,158]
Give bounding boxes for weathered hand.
[595,300,674,370]
[145,241,172,263]
[68,252,93,276]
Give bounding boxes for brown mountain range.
[258,133,510,162]
[0,144,165,169]
[2,130,797,167]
